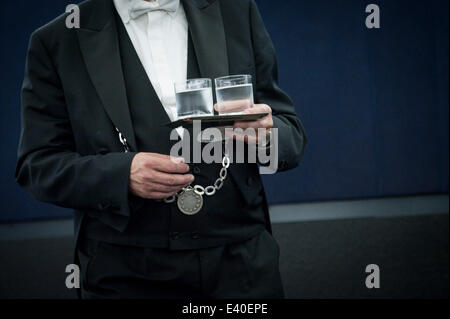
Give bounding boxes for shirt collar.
[114,0,180,24]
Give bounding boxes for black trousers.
[77,230,284,299]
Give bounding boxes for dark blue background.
[0,0,448,222]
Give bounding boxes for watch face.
[177,189,203,215]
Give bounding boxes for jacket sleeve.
[15,31,137,232]
[249,0,307,171]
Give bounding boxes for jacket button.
[98,148,109,155]
[247,177,254,186]
[170,232,180,240]
[191,232,200,239]
[97,203,110,211]
[193,166,201,174]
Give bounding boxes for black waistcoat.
[82,11,266,250]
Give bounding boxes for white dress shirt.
[114,0,188,136]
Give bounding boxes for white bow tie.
[129,0,180,20]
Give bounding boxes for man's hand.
[216,104,274,144]
[129,153,194,200]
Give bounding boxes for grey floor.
[0,195,448,299]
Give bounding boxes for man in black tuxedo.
[16,0,306,299]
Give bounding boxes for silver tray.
[166,113,269,129]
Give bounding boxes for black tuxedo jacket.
[16,0,306,247]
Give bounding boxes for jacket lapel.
[75,0,229,152]
[76,0,138,151]
[183,0,229,79]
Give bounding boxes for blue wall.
[0,0,448,222]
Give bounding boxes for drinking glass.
[174,78,214,119]
[215,75,254,115]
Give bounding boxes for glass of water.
[215,75,254,115]
[175,78,214,119]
